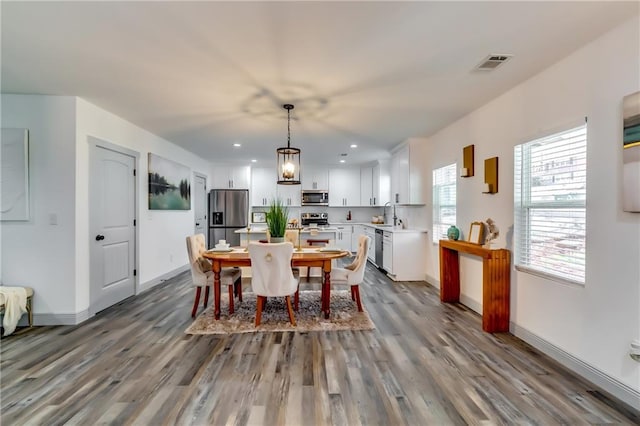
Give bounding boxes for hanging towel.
[0,286,28,336]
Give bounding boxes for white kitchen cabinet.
[334,225,353,251]
[251,167,277,206]
[329,168,360,206]
[382,231,393,274]
[212,165,250,189]
[363,226,376,264]
[360,161,390,206]
[352,224,365,250]
[277,184,301,207]
[390,141,423,205]
[302,166,329,190]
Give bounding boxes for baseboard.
[22,309,90,326]
[138,264,190,294]
[425,273,440,288]
[511,322,640,411]
[459,294,482,315]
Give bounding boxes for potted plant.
[265,198,289,242]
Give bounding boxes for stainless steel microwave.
[301,190,329,206]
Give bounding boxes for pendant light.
[277,104,301,185]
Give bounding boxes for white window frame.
[432,163,457,243]
[514,124,587,285]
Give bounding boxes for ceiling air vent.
[475,54,513,71]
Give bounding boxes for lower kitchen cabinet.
[380,229,428,281]
[334,225,353,251]
[382,231,393,274]
[363,226,376,263]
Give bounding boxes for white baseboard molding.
[425,273,440,288]
[138,264,190,294]
[459,294,482,315]
[23,309,90,326]
[511,323,640,411]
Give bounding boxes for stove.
[301,212,329,226]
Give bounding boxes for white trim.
[459,294,482,315]
[139,264,190,293]
[511,322,640,411]
[27,309,91,326]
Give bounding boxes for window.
[514,124,587,284]
[433,163,457,243]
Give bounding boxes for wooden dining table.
[202,247,350,320]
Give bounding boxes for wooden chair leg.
[294,287,300,311]
[306,267,311,282]
[351,287,355,301]
[236,278,243,302]
[255,296,264,326]
[203,286,210,308]
[352,285,363,312]
[285,296,296,326]
[27,296,33,327]
[228,285,235,315]
[191,287,202,318]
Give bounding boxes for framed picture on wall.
[148,153,191,210]
[623,91,640,212]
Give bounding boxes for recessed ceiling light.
[339,159,346,163]
[350,144,358,148]
[233,143,241,147]
[251,159,257,163]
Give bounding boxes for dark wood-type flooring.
[1,262,638,425]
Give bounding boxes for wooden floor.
[1,263,638,425]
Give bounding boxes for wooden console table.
[439,240,511,333]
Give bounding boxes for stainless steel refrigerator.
[208,189,249,248]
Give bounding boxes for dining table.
[202,246,350,320]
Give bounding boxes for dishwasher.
[375,229,384,269]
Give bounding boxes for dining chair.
[329,235,370,312]
[248,242,299,326]
[186,234,242,317]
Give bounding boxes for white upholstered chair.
[186,234,242,317]
[329,235,370,312]
[248,242,299,326]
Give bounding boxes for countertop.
[235,227,339,234]
[332,222,428,233]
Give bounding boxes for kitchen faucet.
[383,202,399,226]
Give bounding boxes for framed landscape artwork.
[1,128,30,221]
[623,91,640,212]
[148,153,191,210]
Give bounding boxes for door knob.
[95,234,105,241]
[196,222,200,226]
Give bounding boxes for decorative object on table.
[1,128,30,221]
[483,156,498,194]
[483,218,499,247]
[461,144,474,177]
[446,225,460,240]
[265,198,289,242]
[623,91,640,212]
[185,290,375,335]
[148,153,190,210]
[252,211,266,223]
[468,221,484,244]
[276,104,301,185]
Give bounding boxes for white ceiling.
[2,1,637,167]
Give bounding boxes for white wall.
[76,98,213,312]
[1,94,213,322]
[1,95,78,319]
[421,18,640,405]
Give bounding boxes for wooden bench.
[0,287,34,327]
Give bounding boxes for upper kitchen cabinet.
[212,165,250,189]
[361,161,390,206]
[390,140,424,205]
[277,184,301,207]
[251,167,277,206]
[329,168,360,207]
[301,166,329,190]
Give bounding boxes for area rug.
[185,290,375,334]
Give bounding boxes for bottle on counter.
[347,210,351,221]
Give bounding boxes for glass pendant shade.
[277,104,301,185]
[276,146,301,185]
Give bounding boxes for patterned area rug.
[185,290,375,334]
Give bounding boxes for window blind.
[514,125,587,284]
[433,163,457,243]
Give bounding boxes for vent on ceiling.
[475,54,513,71]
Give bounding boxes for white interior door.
[90,143,136,314]
[194,173,207,244]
